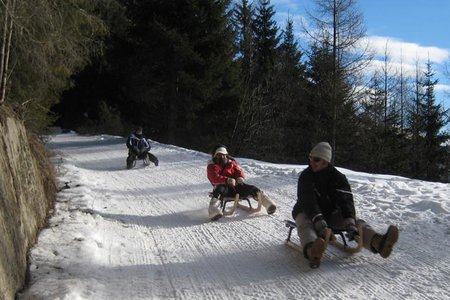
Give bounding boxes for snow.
[17,133,450,300]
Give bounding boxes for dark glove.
[313,215,328,238]
[343,217,358,241]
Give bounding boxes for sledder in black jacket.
[292,164,355,224]
[291,142,399,268]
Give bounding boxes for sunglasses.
[309,156,322,163]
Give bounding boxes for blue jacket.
[126,133,151,152]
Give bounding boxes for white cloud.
[271,0,302,10]
[359,36,450,95]
[436,84,450,92]
[365,35,450,66]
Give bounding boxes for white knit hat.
[310,142,332,163]
[214,146,228,157]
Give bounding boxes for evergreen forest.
[1,0,449,182]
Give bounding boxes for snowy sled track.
[18,133,450,300]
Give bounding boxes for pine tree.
[305,42,358,165]
[272,17,309,162]
[417,60,449,181]
[232,0,254,85]
[231,0,281,159]
[252,0,279,85]
[230,0,255,152]
[304,0,370,163]
[357,71,385,171]
[121,0,238,148]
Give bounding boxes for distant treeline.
[1,0,449,182]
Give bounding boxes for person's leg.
[211,185,236,199]
[235,184,276,214]
[235,184,258,198]
[126,150,137,169]
[356,219,399,258]
[295,213,327,267]
[209,185,236,221]
[147,152,159,166]
[295,213,317,248]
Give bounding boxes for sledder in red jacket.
[206,145,276,221]
[207,157,244,186]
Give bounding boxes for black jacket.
[292,164,356,221]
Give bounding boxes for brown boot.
[371,225,399,258]
[305,238,326,268]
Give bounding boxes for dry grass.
[28,134,57,209]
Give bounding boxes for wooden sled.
[284,219,363,261]
[219,193,262,216]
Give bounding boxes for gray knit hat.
[310,142,332,163]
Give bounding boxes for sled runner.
[210,193,262,216]
[284,219,363,267]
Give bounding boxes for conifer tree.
[122,0,237,147]
[304,0,370,163]
[416,60,449,181]
[252,0,279,86]
[231,0,255,152]
[232,0,254,86]
[357,71,385,170]
[232,0,280,159]
[272,18,309,161]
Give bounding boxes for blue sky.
[270,0,450,101]
[360,0,450,50]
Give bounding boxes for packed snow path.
[18,133,450,299]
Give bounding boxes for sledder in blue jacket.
[127,132,151,154]
[126,127,158,168]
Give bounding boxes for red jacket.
[207,158,245,186]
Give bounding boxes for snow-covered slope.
[18,133,450,299]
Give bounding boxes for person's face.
[215,153,227,164]
[309,156,329,172]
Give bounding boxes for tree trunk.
[0,0,16,104]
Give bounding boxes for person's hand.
[313,216,328,238]
[236,177,245,185]
[227,178,236,186]
[343,217,358,240]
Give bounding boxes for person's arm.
[127,135,138,148]
[141,137,150,150]
[231,161,245,179]
[334,171,356,219]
